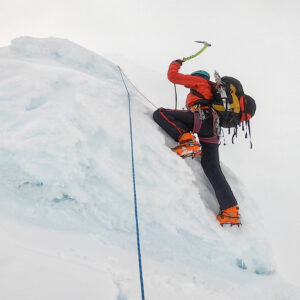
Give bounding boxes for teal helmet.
[191,70,210,80]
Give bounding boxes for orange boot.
[217,205,241,226]
[172,132,201,158]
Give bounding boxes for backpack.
[212,73,256,146]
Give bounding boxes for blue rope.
[118,66,146,300]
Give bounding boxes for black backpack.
[212,73,256,146]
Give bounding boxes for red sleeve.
[167,61,205,88]
[167,61,214,100]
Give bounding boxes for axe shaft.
[182,41,211,62]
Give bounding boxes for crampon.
[217,205,241,227]
[171,133,201,159]
[171,143,202,158]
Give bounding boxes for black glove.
[173,59,183,66]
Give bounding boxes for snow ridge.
[10,36,117,80]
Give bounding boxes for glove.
[173,59,183,66]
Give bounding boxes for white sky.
[1,0,298,71]
[1,0,300,287]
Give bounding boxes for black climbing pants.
[153,107,237,210]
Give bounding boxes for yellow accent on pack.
[212,84,241,113]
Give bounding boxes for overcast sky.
[1,0,300,286]
[1,0,298,72]
[1,0,299,114]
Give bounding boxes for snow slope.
[0,37,298,300]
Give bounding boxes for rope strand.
[174,84,178,110]
[118,67,157,110]
[118,66,146,300]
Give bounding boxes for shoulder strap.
[190,88,207,99]
[190,89,213,107]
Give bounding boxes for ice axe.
[173,41,211,109]
[182,41,212,62]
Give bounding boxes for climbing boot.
[172,132,201,158]
[217,205,241,226]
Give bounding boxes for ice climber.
[153,59,240,226]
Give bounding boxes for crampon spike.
[180,150,202,159]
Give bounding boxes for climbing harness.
[118,66,146,300]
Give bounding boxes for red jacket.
[167,61,214,108]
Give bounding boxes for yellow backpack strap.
[229,84,241,113]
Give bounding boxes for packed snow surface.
[0,37,298,299]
